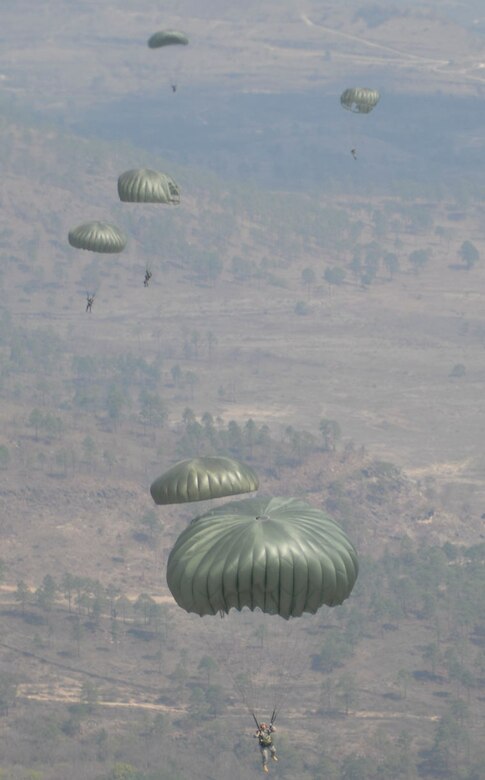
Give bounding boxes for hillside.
[0,2,484,778]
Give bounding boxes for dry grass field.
[0,2,484,778]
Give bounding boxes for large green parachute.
[68,221,127,253]
[147,30,189,49]
[340,87,380,114]
[167,496,358,619]
[117,168,180,204]
[150,457,259,505]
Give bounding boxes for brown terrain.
[0,2,484,778]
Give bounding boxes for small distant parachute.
[68,221,127,253]
[150,456,259,505]
[147,30,189,91]
[147,30,189,49]
[117,168,180,205]
[340,87,380,114]
[167,496,358,618]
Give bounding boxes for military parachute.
[340,87,380,114]
[147,30,189,92]
[166,496,358,723]
[150,457,259,505]
[167,496,358,617]
[117,168,180,205]
[68,221,127,253]
[147,30,189,49]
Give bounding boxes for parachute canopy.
[167,496,358,619]
[150,456,259,505]
[68,221,127,253]
[147,30,189,49]
[340,87,380,114]
[117,168,180,204]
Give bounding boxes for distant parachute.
[147,30,189,49]
[117,168,180,205]
[167,496,358,618]
[147,30,189,91]
[68,221,127,253]
[340,87,380,114]
[150,457,259,505]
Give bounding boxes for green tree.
[15,580,30,613]
[28,408,43,440]
[337,673,358,714]
[194,250,223,284]
[372,209,388,238]
[397,668,410,699]
[423,642,440,674]
[62,572,75,613]
[105,385,127,426]
[226,420,243,456]
[206,683,226,717]
[362,242,381,283]
[408,248,429,274]
[139,391,167,430]
[71,616,83,656]
[198,655,218,685]
[349,251,362,280]
[0,674,18,715]
[294,300,309,315]
[206,330,217,360]
[301,267,316,293]
[171,364,182,387]
[139,510,164,542]
[324,266,346,293]
[134,594,156,625]
[383,252,399,278]
[188,686,210,720]
[106,763,137,780]
[36,575,57,611]
[80,680,99,710]
[231,255,252,282]
[459,240,479,270]
[313,632,351,672]
[43,413,63,439]
[82,435,96,466]
[449,363,466,378]
[319,418,341,451]
[184,370,198,401]
[243,418,257,459]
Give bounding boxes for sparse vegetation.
[1,3,485,778]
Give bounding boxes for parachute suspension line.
[199,610,284,726]
[261,615,314,722]
[200,613,261,722]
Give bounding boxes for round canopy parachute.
[68,221,127,253]
[150,457,259,505]
[340,87,380,114]
[117,168,180,204]
[167,496,358,619]
[147,30,189,49]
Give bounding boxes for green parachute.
[117,168,180,205]
[150,457,259,505]
[167,496,358,618]
[340,87,380,114]
[68,221,127,253]
[147,30,189,49]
